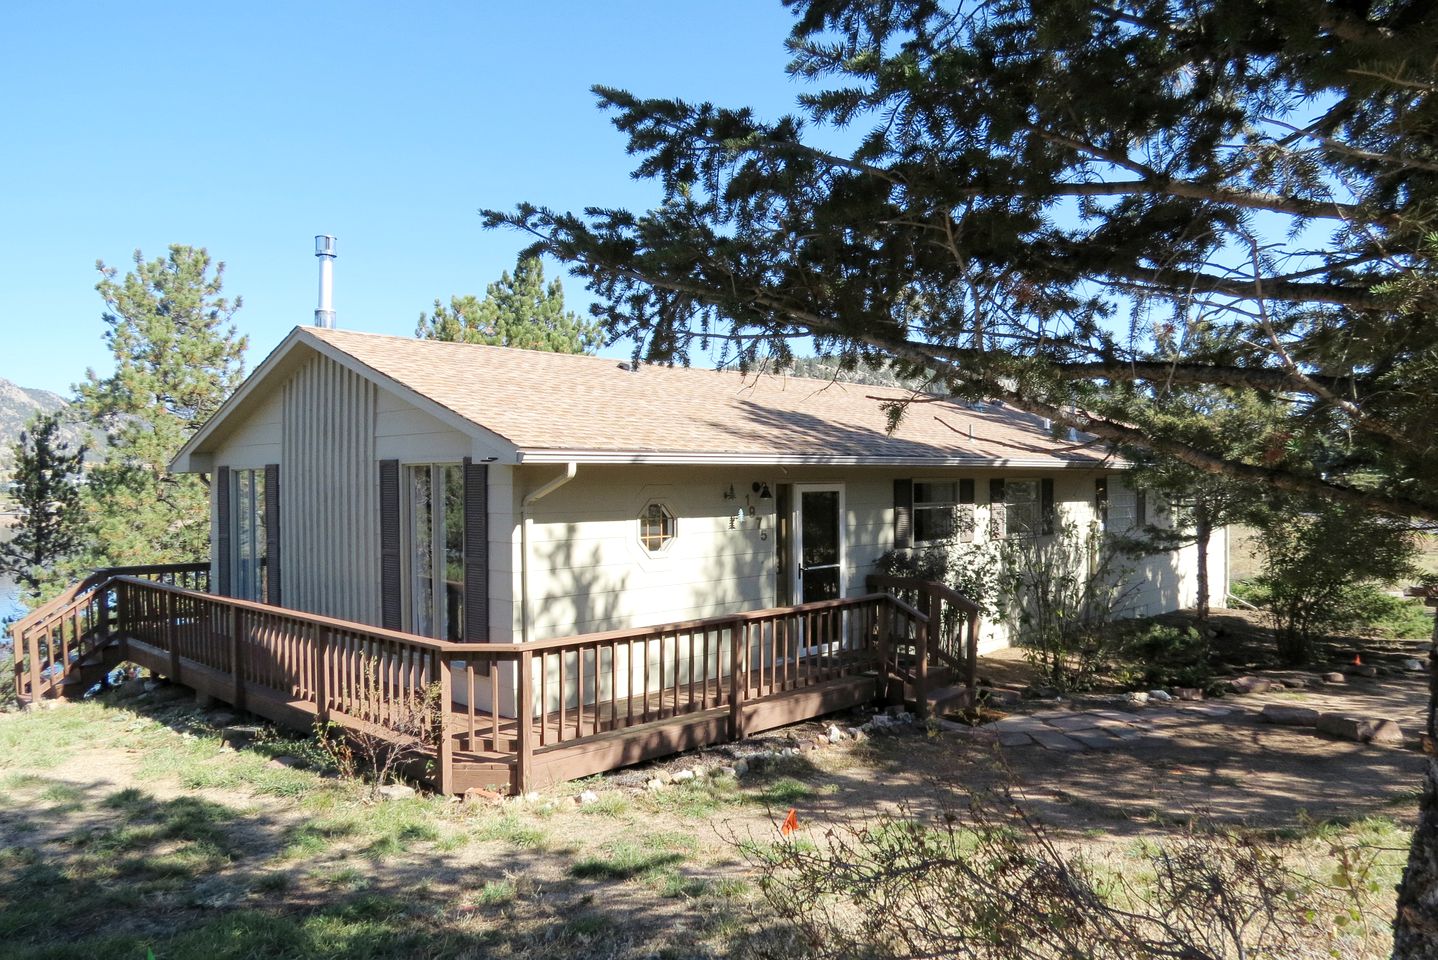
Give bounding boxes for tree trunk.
[1392,605,1438,957]
[1194,505,1212,621]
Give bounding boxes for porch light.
[753,482,772,501]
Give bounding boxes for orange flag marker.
[780,808,798,836]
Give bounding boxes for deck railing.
[13,569,935,794]
[9,563,210,703]
[866,574,981,692]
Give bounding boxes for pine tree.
[0,413,87,601]
[73,245,247,566]
[416,256,602,354]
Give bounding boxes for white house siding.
[280,354,381,624]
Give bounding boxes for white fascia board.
[170,327,523,473]
[298,331,518,457]
[516,449,1125,470]
[171,327,310,473]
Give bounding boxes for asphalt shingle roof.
[304,328,1109,466]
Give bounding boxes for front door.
[793,485,844,604]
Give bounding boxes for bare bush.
[738,786,1370,960]
[313,656,441,800]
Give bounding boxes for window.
[407,464,465,641]
[914,481,975,544]
[1002,479,1041,538]
[639,501,676,553]
[1102,477,1144,533]
[231,469,267,602]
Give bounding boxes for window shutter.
[379,459,401,630]
[1094,477,1108,530]
[1137,489,1148,527]
[1041,478,1055,535]
[988,478,1006,539]
[264,463,280,606]
[216,467,232,597]
[462,458,489,643]
[959,479,975,504]
[893,479,913,550]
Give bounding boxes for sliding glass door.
[407,464,464,641]
[232,469,268,602]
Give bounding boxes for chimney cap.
[315,235,336,257]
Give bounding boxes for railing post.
[928,590,943,671]
[228,605,245,711]
[25,626,43,705]
[517,650,534,795]
[312,623,327,722]
[436,652,454,795]
[875,602,891,702]
[165,589,181,683]
[728,621,745,741]
[115,582,130,660]
[966,609,980,692]
[914,615,930,719]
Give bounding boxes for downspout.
[519,462,578,643]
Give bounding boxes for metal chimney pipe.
[314,235,336,328]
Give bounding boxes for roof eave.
[515,449,1125,469]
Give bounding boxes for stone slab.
[1044,714,1105,732]
[1071,731,1121,750]
[1030,730,1084,752]
[997,731,1036,748]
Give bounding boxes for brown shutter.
[959,479,975,504]
[216,467,232,597]
[775,484,792,606]
[1041,478,1055,535]
[1095,477,1108,530]
[989,478,1006,539]
[379,459,402,630]
[462,458,489,642]
[264,463,280,606]
[893,479,913,550]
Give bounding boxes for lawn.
[0,673,1422,960]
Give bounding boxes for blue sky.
[0,2,805,394]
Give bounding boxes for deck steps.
[924,683,974,718]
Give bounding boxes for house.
[172,326,1224,651]
[15,325,1226,793]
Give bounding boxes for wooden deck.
[10,566,978,795]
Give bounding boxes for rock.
[1317,713,1405,744]
[981,687,1023,706]
[1402,659,1427,672]
[220,725,263,747]
[714,766,737,779]
[376,783,417,801]
[1259,704,1320,727]
[1126,691,1150,705]
[646,778,667,792]
[849,727,867,742]
[268,755,307,769]
[1174,687,1204,701]
[1148,690,1173,702]
[1322,672,1346,684]
[556,796,578,810]
[672,769,696,783]
[463,787,504,805]
[797,739,817,752]
[691,766,708,779]
[1344,664,1379,678]
[827,725,845,743]
[206,711,238,728]
[886,704,908,718]
[143,679,163,692]
[1229,676,1276,694]
[733,759,749,776]
[656,770,675,785]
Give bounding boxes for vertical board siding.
[281,356,380,624]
